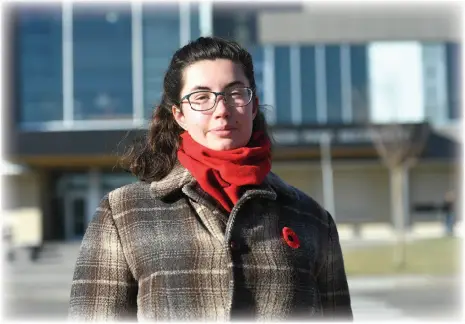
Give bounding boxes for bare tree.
[369,121,430,269]
[352,86,430,269]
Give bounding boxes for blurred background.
[1,0,462,321]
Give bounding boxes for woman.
[68,36,353,322]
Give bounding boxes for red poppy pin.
[282,227,300,249]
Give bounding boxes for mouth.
[210,126,237,132]
[209,126,237,136]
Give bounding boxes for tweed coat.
[68,162,353,322]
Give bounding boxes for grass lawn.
[341,237,462,276]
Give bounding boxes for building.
[3,2,461,244]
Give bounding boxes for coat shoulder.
[267,172,330,227]
[108,181,152,201]
[105,181,154,214]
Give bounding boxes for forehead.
[182,59,250,91]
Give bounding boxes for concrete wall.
[272,162,391,223]
[258,3,461,43]
[2,172,43,247]
[272,160,457,224]
[3,173,41,210]
[333,165,390,223]
[410,162,459,221]
[2,161,455,242]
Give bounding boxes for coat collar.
[149,161,298,202]
[150,162,299,244]
[149,161,194,199]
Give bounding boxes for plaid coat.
[68,163,353,321]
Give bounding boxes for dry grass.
[342,237,462,276]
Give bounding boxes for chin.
[210,138,243,151]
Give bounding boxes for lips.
[210,126,236,132]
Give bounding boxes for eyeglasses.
[179,87,254,112]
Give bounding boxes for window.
[189,3,201,41]
[325,45,343,124]
[16,4,63,123]
[350,44,369,123]
[300,46,317,124]
[274,46,292,124]
[247,45,265,106]
[421,43,448,123]
[73,4,133,121]
[445,42,461,120]
[213,11,258,48]
[368,42,425,123]
[142,3,180,119]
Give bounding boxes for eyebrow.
[189,81,246,92]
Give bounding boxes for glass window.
[368,42,425,124]
[142,3,180,119]
[213,11,258,48]
[274,46,292,124]
[16,4,63,123]
[350,44,369,123]
[300,46,317,124]
[325,45,343,124]
[421,42,448,123]
[445,42,461,120]
[247,45,265,107]
[189,3,201,41]
[72,4,133,121]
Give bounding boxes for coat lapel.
[149,162,294,244]
[150,162,228,243]
[182,182,228,243]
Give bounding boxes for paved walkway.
[338,221,462,241]
[348,274,460,293]
[3,251,461,322]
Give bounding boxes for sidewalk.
[338,221,463,242]
[347,275,460,293]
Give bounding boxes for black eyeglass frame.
[178,87,254,112]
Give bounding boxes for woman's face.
[172,59,258,151]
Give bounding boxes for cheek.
[236,107,254,126]
[184,111,211,132]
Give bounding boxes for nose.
[212,95,230,118]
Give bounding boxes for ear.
[172,105,186,130]
[252,96,259,120]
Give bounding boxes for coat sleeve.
[316,211,353,321]
[68,194,138,321]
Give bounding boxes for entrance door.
[65,191,87,241]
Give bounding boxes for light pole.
[320,132,336,219]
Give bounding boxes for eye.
[191,92,211,101]
[229,89,245,98]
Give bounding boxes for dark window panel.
[325,45,342,124]
[274,46,291,124]
[350,44,370,123]
[142,3,180,118]
[213,12,258,47]
[73,91,133,120]
[247,45,265,105]
[300,46,317,124]
[72,4,133,121]
[16,4,63,123]
[445,42,461,120]
[190,3,201,41]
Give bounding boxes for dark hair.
[121,37,272,182]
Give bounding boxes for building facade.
[3,2,461,244]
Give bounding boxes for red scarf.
[177,131,272,213]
